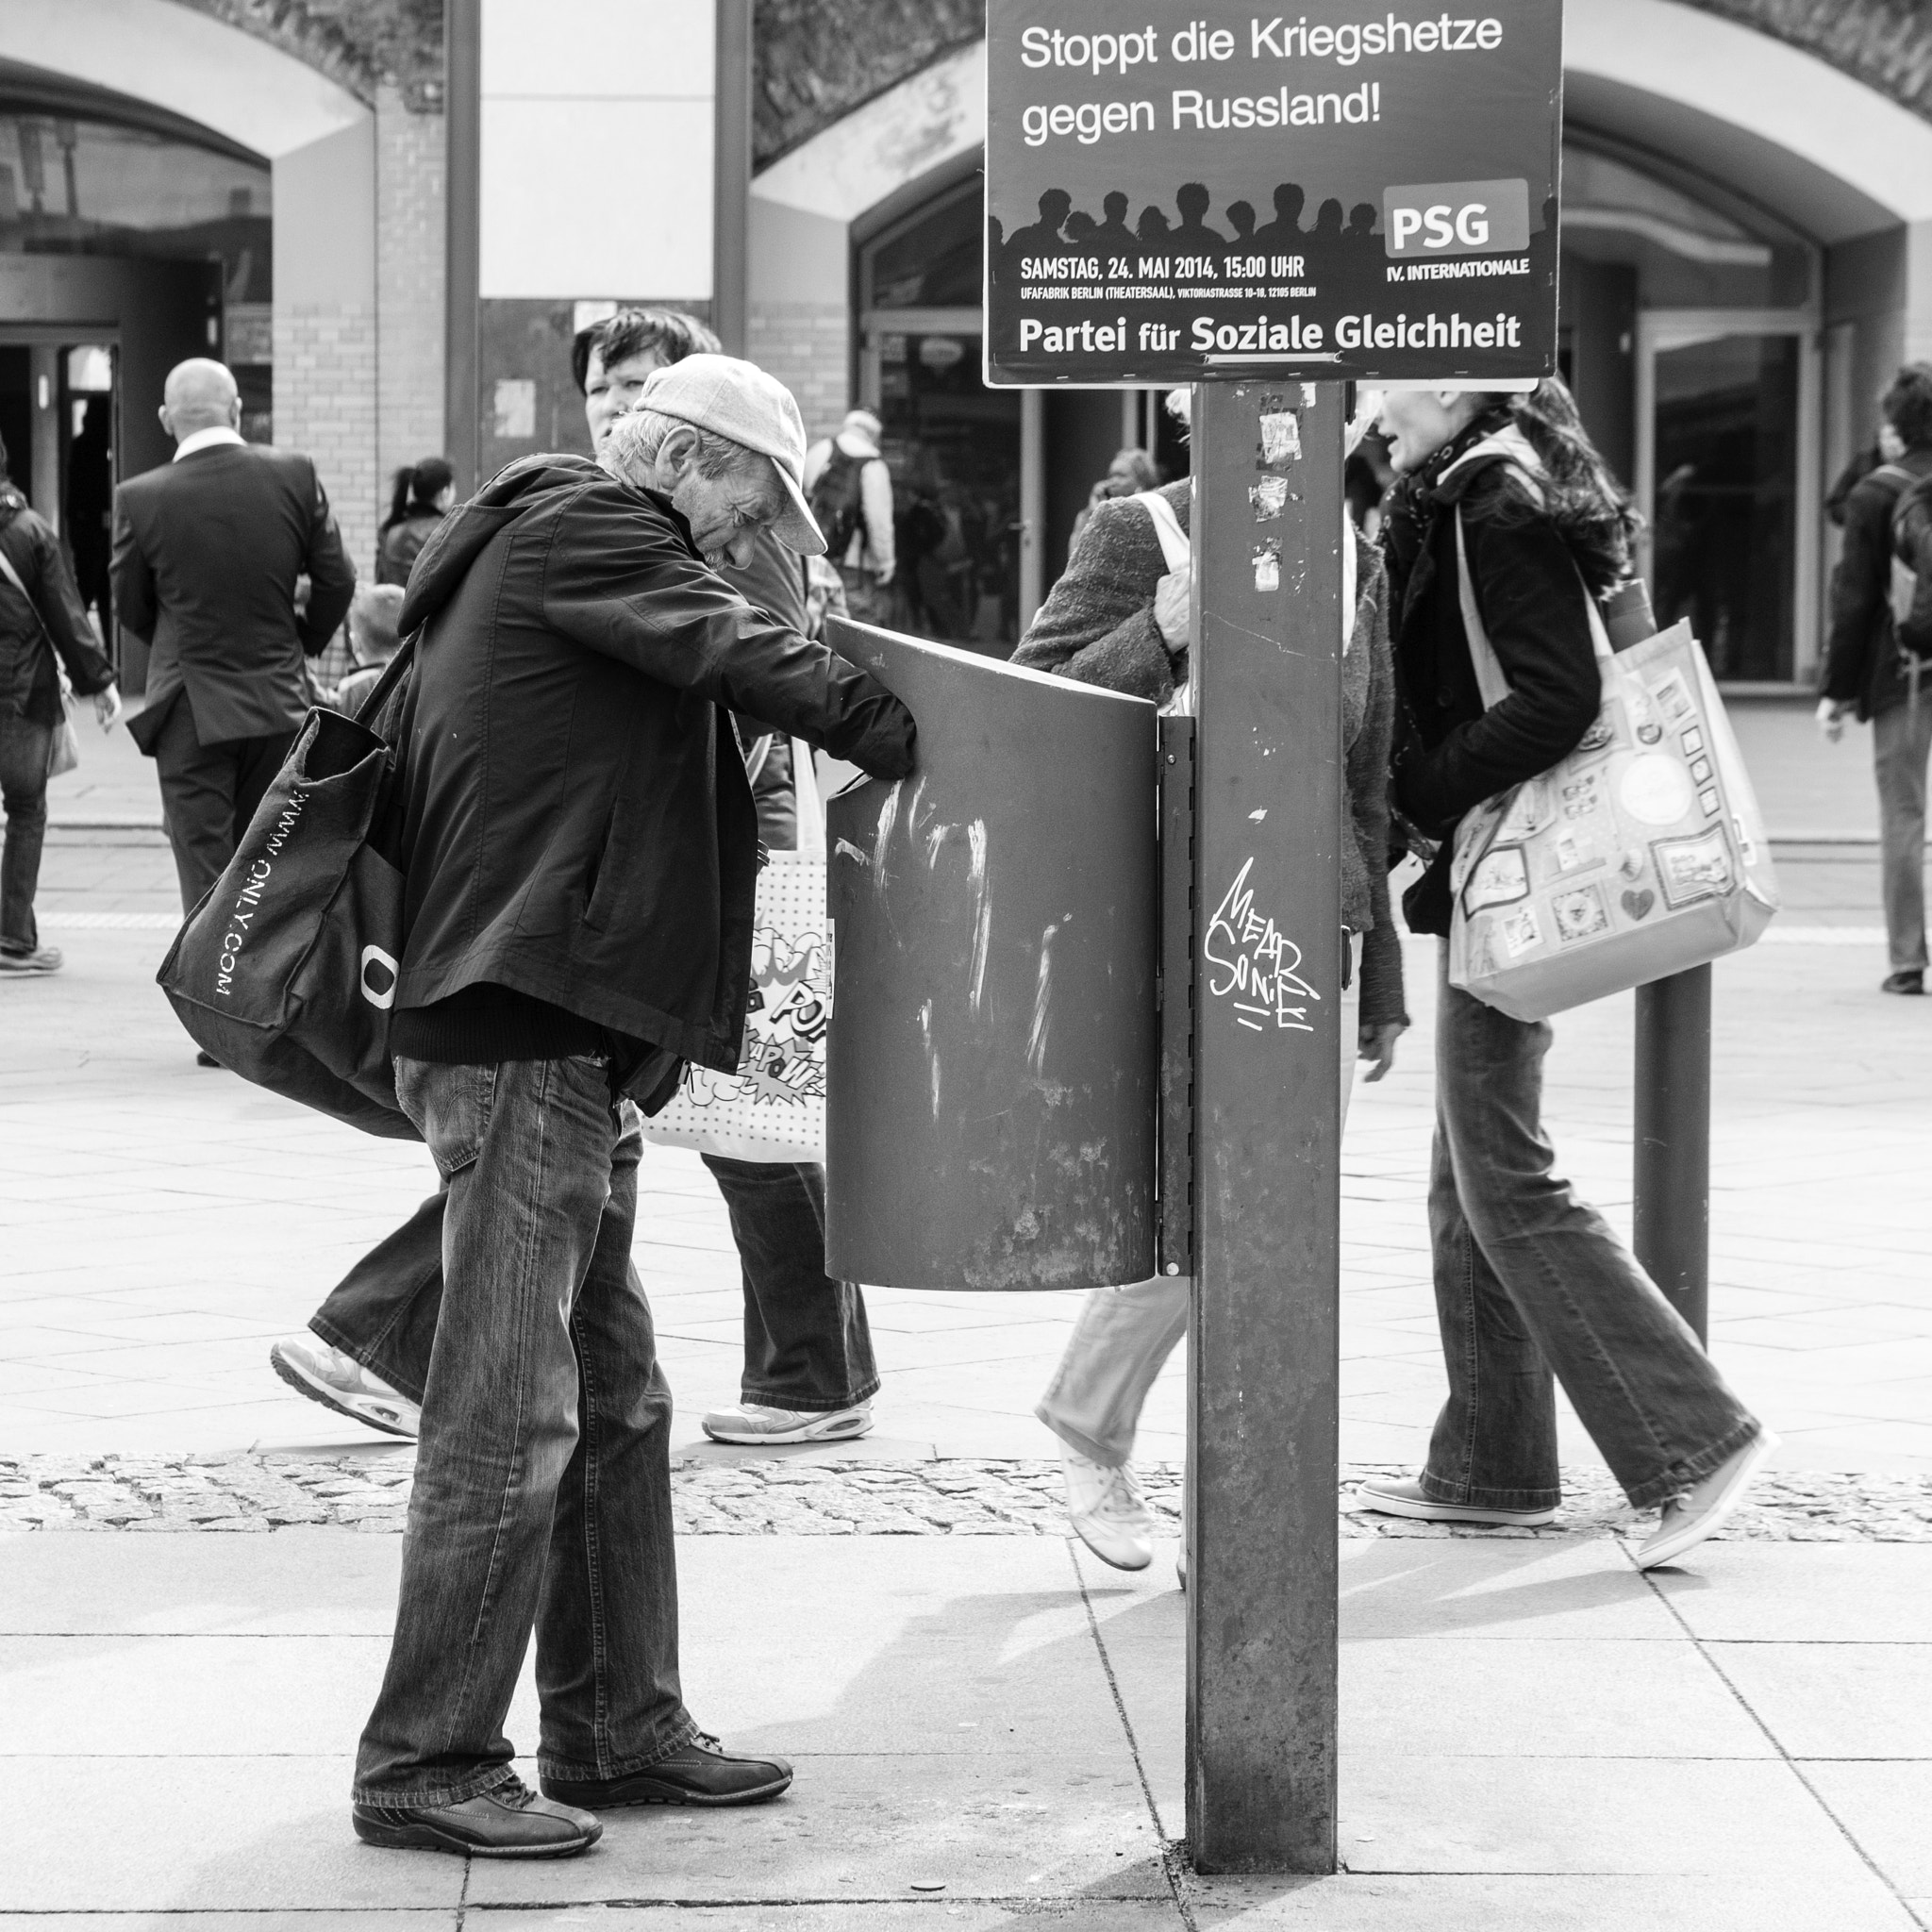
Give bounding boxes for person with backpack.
[1357,376,1775,1572]
[803,409,895,623]
[1818,364,1932,994]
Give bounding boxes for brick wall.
[376,85,446,502]
[275,306,377,682]
[751,302,852,440]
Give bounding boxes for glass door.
[1637,314,1820,685]
[859,307,1022,655]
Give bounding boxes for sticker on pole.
[983,1,1563,387]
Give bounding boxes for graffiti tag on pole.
[1203,857,1320,1032]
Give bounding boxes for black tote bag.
[156,645,421,1141]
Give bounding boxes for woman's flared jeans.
[1423,943,1758,1511]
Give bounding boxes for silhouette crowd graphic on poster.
[991,180,1553,293]
[986,176,1557,378]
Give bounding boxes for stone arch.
[0,0,399,579]
[2,0,368,158]
[1567,0,1932,237]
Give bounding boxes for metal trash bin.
[823,619,1158,1291]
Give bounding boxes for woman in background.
[375,457,455,586]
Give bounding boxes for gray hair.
[601,408,757,490]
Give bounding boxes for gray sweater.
[1014,486,1407,1030]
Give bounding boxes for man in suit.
[113,358,356,913]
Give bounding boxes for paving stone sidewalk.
[5,1450,1930,1541]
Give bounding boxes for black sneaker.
[1882,970,1924,995]
[541,1733,792,1808]
[352,1774,600,1857]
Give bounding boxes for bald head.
[160,359,241,441]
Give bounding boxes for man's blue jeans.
[1424,945,1760,1513]
[313,1155,876,1415]
[354,1055,695,1806]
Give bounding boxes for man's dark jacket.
[112,441,356,752]
[0,486,115,725]
[1820,450,1932,723]
[1384,420,1604,936]
[390,454,915,1074]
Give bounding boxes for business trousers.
[150,694,292,914]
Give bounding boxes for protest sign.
[984,1,1562,385]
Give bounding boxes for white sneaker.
[0,943,61,974]
[1062,1449,1156,1571]
[1636,1429,1781,1571]
[701,1401,874,1445]
[270,1335,421,1440]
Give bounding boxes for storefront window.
[1651,332,1800,682]
[867,180,982,312]
[860,173,1023,654]
[1561,142,1808,310]
[0,113,270,302]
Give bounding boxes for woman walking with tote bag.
[1358,377,1774,1570]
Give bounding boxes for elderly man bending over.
[350,357,916,1858]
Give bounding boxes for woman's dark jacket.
[375,510,443,588]
[0,487,115,725]
[1384,422,1604,936]
[389,454,914,1080]
[1014,482,1408,1031]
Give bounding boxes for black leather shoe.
[353,1774,601,1857]
[541,1733,793,1808]
[1882,970,1924,995]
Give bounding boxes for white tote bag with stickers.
[639,846,831,1165]
[1445,450,1777,1022]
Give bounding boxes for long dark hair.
[383,457,454,532]
[1464,378,1641,595]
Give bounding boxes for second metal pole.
[1633,965,1712,1345]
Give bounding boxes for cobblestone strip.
[4,1454,1929,1541]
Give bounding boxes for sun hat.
[634,354,826,555]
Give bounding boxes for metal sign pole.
[1186,381,1344,1874]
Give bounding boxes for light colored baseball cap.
[634,354,826,555]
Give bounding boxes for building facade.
[1,0,1929,685]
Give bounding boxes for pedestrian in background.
[330,582,406,716]
[804,408,895,623]
[1020,395,1407,1575]
[375,458,454,586]
[1068,445,1158,556]
[113,359,355,927]
[272,312,884,1452]
[1816,364,1932,994]
[0,431,120,977]
[1358,375,1775,1572]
